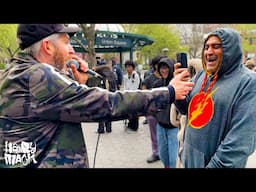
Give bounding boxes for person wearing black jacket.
[141,55,165,163]
[156,57,179,168]
[92,63,118,133]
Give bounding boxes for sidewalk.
[82,117,163,168]
[82,117,256,168]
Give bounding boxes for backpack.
[135,70,142,89]
[130,71,142,90]
[102,70,117,92]
[87,65,117,92]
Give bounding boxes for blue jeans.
[157,123,178,168]
[147,115,158,156]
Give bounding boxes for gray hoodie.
[177,28,256,168]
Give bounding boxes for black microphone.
[66,59,103,79]
[87,69,103,79]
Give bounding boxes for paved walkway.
[82,117,256,168]
[82,117,163,168]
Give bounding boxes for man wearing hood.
[175,28,256,168]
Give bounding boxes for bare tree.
[202,24,229,34]
[79,24,96,68]
[121,24,136,33]
[176,24,204,59]
[176,24,229,59]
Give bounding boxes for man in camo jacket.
[0,24,193,168]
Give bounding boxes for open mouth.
[207,56,217,65]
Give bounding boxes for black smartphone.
[176,52,188,68]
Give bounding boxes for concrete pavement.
[82,117,256,168]
[82,117,163,168]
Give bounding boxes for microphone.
[66,59,103,79]
[87,69,103,79]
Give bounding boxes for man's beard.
[52,53,65,71]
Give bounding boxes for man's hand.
[69,56,89,84]
[173,63,190,81]
[170,70,194,100]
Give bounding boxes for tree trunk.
[80,24,96,68]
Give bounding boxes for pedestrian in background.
[141,55,165,163]
[93,60,118,134]
[156,57,179,168]
[123,60,141,132]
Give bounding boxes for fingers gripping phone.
[176,52,188,68]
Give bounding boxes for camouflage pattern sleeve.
[28,64,171,122]
[0,59,171,168]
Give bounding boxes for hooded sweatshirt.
[156,57,176,128]
[176,28,256,168]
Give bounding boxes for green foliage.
[0,24,19,60]
[231,24,256,54]
[0,63,5,69]
[142,64,150,70]
[133,24,187,61]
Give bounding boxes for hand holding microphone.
[66,59,103,79]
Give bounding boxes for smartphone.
[176,52,188,68]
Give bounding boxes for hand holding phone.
[176,52,188,68]
[176,52,190,81]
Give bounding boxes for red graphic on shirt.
[188,89,217,129]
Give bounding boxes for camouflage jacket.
[0,53,172,168]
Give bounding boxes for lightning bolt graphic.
[188,87,219,127]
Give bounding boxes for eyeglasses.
[204,43,222,50]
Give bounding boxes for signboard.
[96,37,132,48]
